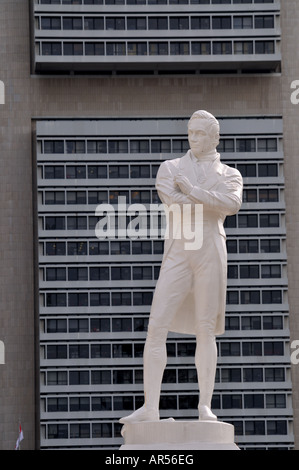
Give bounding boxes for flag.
[15,424,24,450]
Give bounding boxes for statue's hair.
[188,110,220,147]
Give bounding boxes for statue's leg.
[195,325,218,421]
[119,246,192,424]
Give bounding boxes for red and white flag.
[15,424,24,450]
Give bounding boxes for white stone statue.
[120,110,243,424]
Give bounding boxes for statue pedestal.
[120,419,239,450]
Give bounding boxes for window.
[261,265,281,278]
[259,189,278,202]
[255,15,274,29]
[148,17,168,30]
[240,290,260,304]
[243,368,263,382]
[191,17,210,29]
[63,17,83,30]
[260,239,280,253]
[42,42,62,56]
[151,140,171,153]
[106,17,125,30]
[243,189,257,202]
[170,17,189,30]
[218,139,234,152]
[127,43,147,56]
[242,342,262,356]
[241,316,261,330]
[45,216,65,230]
[221,368,241,383]
[255,40,275,54]
[264,341,284,356]
[191,42,211,55]
[237,164,256,177]
[84,17,104,30]
[233,16,252,29]
[260,214,279,227]
[213,42,232,55]
[66,140,85,153]
[238,214,258,228]
[258,163,278,177]
[240,265,259,279]
[66,166,86,179]
[258,138,277,152]
[41,17,61,30]
[234,41,253,54]
[85,43,104,55]
[236,139,255,152]
[245,421,265,436]
[70,424,90,439]
[149,42,169,55]
[212,16,231,29]
[220,342,240,356]
[106,43,126,56]
[223,395,242,409]
[48,424,68,439]
[170,42,190,55]
[46,242,66,256]
[239,239,258,253]
[265,368,285,382]
[127,17,146,30]
[87,140,107,153]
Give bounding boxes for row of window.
[44,392,286,413]
[41,189,160,205]
[43,314,284,334]
[40,187,280,206]
[37,15,275,31]
[224,213,282,229]
[226,289,283,305]
[43,264,160,281]
[38,137,278,154]
[41,164,160,180]
[44,418,288,440]
[42,239,165,256]
[39,162,280,182]
[37,0,276,6]
[43,366,286,387]
[41,237,282,256]
[44,340,285,359]
[42,212,283,231]
[43,288,284,307]
[42,262,282,282]
[37,39,276,57]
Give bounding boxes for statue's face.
[188,118,216,157]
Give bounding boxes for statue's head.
[188,110,220,157]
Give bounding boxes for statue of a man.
[120,110,243,424]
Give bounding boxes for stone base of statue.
[119,419,239,450]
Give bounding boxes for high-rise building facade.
[1,0,299,451]
[36,116,293,449]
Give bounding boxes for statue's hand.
[174,174,194,195]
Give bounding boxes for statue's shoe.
[198,404,217,421]
[119,405,159,424]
